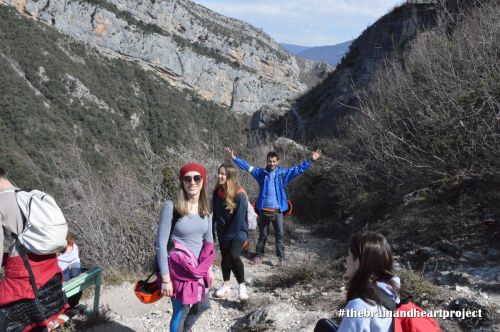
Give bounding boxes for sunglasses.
[182,175,203,184]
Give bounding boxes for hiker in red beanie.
[155,162,215,332]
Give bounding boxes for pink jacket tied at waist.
[167,240,215,305]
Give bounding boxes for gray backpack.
[4,189,68,255]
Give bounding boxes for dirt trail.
[80,221,342,331]
[79,221,500,331]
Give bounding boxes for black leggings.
[220,240,245,284]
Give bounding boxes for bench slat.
[62,266,102,319]
[47,304,87,330]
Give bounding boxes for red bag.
[394,300,442,332]
[380,292,442,332]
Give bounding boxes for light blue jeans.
[170,295,210,332]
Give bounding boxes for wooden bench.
[47,266,102,330]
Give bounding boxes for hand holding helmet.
[161,279,173,297]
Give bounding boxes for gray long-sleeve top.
[0,190,24,266]
[155,200,213,276]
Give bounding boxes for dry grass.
[398,268,444,306]
[257,259,344,289]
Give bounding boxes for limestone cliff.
[2,0,331,113]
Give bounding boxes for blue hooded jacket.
[233,157,311,212]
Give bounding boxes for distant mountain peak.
[280,40,352,66]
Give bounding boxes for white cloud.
[193,0,403,46]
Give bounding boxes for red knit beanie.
[179,163,207,187]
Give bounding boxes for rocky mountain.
[2,0,330,114]
[279,43,310,55]
[0,2,255,270]
[281,40,352,66]
[272,2,440,140]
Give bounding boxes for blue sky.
[192,0,403,47]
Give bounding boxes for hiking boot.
[238,283,249,302]
[250,256,262,265]
[214,284,231,298]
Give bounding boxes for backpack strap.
[170,209,180,237]
[166,209,181,252]
[13,239,40,299]
[10,189,39,299]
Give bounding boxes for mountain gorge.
[1,0,499,330]
[0,0,327,272]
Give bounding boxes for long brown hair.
[174,178,211,217]
[214,164,241,214]
[346,231,398,305]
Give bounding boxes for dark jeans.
[62,266,82,308]
[62,266,81,282]
[314,318,339,332]
[220,240,245,284]
[170,295,210,332]
[255,211,284,259]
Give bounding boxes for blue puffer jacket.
[233,157,311,212]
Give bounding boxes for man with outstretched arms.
[225,147,321,266]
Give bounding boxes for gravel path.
[80,222,343,331]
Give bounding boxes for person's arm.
[233,157,263,180]
[203,213,215,287]
[203,214,214,244]
[282,159,311,185]
[156,201,174,279]
[225,147,263,180]
[211,194,218,243]
[282,149,321,185]
[234,192,248,232]
[0,211,4,267]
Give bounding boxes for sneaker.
[214,284,231,298]
[278,258,287,267]
[250,256,262,265]
[238,283,249,302]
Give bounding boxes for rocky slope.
[270,2,439,140]
[0,4,250,270]
[2,0,331,113]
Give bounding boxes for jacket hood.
[376,276,400,303]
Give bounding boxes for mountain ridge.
[281,40,352,66]
[2,0,331,113]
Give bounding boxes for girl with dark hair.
[156,163,215,332]
[212,164,249,301]
[315,231,400,332]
